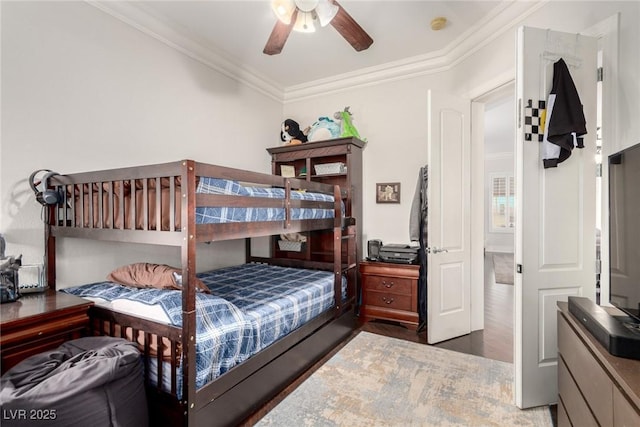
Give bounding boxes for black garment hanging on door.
[542,58,587,168]
[410,165,428,332]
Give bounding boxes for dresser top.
[1,290,92,326]
[558,302,640,408]
[266,137,366,155]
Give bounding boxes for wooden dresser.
[359,261,419,330]
[0,290,93,374]
[557,302,640,426]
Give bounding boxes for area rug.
[256,332,551,426]
[492,252,514,285]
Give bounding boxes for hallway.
[363,253,514,363]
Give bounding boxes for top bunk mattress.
[196,177,338,223]
[71,177,340,230]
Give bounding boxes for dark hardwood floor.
[243,254,558,426]
[432,252,513,362]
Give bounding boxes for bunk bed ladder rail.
[333,184,343,314]
[179,160,198,426]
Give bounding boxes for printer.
[378,243,419,264]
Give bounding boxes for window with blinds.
[491,174,515,231]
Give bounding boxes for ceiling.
[99,1,537,95]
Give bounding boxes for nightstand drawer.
[362,275,413,295]
[363,290,413,311]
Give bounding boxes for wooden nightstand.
[0,290,93,374]
[359,261,419,330]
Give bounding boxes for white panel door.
[515,26,597,408]
[427,90,471,344]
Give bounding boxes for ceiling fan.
[263,0,373,55]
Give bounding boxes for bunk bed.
[44,160,357,427]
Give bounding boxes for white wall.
[1,1,281,287]
[283,74,451,246]
[284,1,640,249]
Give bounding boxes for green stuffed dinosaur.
[334,107,365,141]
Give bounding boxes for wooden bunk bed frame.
[44,159,357,426]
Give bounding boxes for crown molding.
[87,1,285,102]
[87,0,548,105]
[283,0,548,102]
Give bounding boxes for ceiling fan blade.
[330,1,373,52]
[263,9,298,55]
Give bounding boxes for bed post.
[45,204,57,290]
[180,160,198,426]
[245,238,251,263]
[333,185,342,314]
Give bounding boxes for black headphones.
[29,169,63,206]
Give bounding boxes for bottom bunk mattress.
[61,263,345,392]
[199,263,346,353]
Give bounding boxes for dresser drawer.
[558,313,613,427]
[363,290,413,311]
[614,386,640,427]
[362,275,413,295]
[557,399,571,427]
[558,356,598,427]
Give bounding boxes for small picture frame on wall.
[376,182,401,204]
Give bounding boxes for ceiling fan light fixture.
[271,0,296,25]
[295,0,319,12]
[315,0,339,27]
[293,10,316,33]
[263,0,373,55]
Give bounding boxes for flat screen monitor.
[608,142,640,322]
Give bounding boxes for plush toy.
[280,119,308,145]
[334,106,363,140]
[306,116,341,142]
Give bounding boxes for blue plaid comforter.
[61,263,342,393]
[62,283,253,391]
[195,177,338,223]
[199,263,344,354]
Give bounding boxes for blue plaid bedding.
[199,263,344,353]
[61,283,253,391]
[61,263,342,393]
[195,177,338,223]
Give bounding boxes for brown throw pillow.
[107,263,210,294]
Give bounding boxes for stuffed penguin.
[280,119,308,145]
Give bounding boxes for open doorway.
[433,82,515,362]
[481,88,515,364]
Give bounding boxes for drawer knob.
[382,296,394,304]
[382,281,394,288]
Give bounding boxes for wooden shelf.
[267,137,364,263]
[268,138,363,315]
